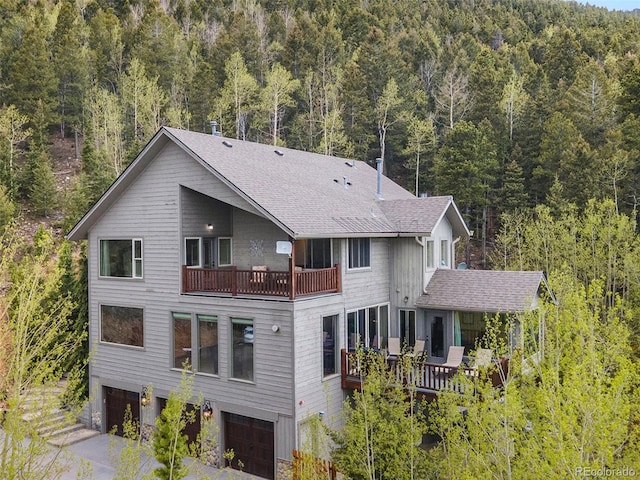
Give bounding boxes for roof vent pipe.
[376,157,383,199]
[209,120,221,136]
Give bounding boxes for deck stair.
[20,380,99,447]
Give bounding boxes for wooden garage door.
[157,398,202,447]
[105,387,140,437]
[224,412,275,480]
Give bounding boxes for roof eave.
[66,128,172,241]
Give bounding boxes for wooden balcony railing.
[340,349,508,398]
[182,264,341,300]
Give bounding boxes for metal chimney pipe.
[376,157,383,199]
[209,121,221,136]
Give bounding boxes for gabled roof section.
[67,127,471,240]
[415,269,549,313]
[377,196,469,238]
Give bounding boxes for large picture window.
[198,315,218,375]
[100,305,143,347]
[231,318,254,381]
[100,239,143,278]
[347,304,388,351]
[348,238,370,269]
[173,312,192,369]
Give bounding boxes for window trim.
[99,304,144,349]
[347,237,371,270]
[99,238,144,279]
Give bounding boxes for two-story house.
[67,127,546,480]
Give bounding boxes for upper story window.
[231,318,254,381]
[348,238,370,269]
[100,239,143,278]
[173,312,192,370]
[295,239,332,269]
[425,239,435,269]
[198,314,218,375]
[440,239,449,267]
[100,305,143,347]
[347,304,389,351]
[218,238,232,266]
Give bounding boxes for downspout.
[451,236,461,268]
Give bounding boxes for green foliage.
[429,272,640,479]
[0,227,87,479]
[152,369,198,480]
[330,351,429,480]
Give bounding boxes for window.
[231,318,253,381]
[173,312,192,369]
[185,238,202,267]
[295,239,332,269]
[218,238,232,266]
[100,305,143,347]
[187,237,232,268]
[425,239,434,269]
[440,239,449,267]
[100,239,143,278]
[399,309,416,348]
[322,315,338,376]
[198,315,218,375]
[348,238,370,269]
[347,304,389,351]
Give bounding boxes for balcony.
[182,264,341,300]
[340,349,508,400]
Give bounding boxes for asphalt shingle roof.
[67,127,468,240]
[415,269,547,312]
[164,128,464,238]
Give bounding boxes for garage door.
[224,412,274,480]
[105,387,140,437]
[157,398,202,447]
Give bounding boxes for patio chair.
[465,348,493,377]
[473,348,493,369]
[436,346,465,375]
[386,337,401,357]
[406,339,425,358]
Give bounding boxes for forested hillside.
[1,0,640,253]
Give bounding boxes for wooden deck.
[340,349,508,400]
[182,264,341,299]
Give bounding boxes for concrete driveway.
[57,433,257,480]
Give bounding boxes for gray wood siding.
[340,238,391,311]
[86,143,297,457]
[291,295,346,440]
[389,237,424,309]
[180,187,232,237]
[232,209,290,270]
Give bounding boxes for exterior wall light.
[141,386,150,407]
[202,400,213,420]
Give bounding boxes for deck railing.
[340,349,508,397]
[182,264,341,299]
